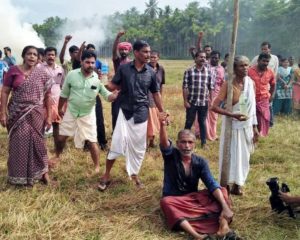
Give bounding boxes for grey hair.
[234,55,250,70]
[177,129,196,141]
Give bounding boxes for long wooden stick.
[220,0,240,187]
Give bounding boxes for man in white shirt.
[251,41,279,75]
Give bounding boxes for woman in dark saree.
[0,45,53,186]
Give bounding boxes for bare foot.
[131,175,144,189]
[48,157,60,169]
[94,166,100,174]
[41,173,59,187]
[217,216,230,237]
[41,173,50,185]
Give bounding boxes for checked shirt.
[183,64,213,106]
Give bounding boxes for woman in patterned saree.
[0,45,53,186]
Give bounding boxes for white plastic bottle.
[239,91,248,116]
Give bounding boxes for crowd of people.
[0,30,300,240]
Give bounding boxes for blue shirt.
[160,141,220,197]
[95,59,102,70]
[0,60,8,86]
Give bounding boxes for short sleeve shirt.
[160,141,220,197]
[60,68,111,117]
[112,61,160,123]
[248,66,275,101]
[148,63,165,107]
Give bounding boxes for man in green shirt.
[50,50,118,173]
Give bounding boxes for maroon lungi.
[160,188,230,234]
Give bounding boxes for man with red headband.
[111,31,132,130]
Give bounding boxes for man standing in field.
[248,53,275,137]
[183,50,213,149]
[251,41,279,75]
[40,47,65,149]
[147,50,165,148]
[111,31,132,130]
[50,50,118,173]
[189,31,213,63]
[3,47,16,67]
[251,41,279,128]
[85,43,108,151]
[98,40,166,190]
[59,35,80,74]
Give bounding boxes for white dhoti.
[219,120,254,186]
[59,107,97,148]
[107,109,147,176]
[219,76,257,186]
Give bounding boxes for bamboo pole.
[220,0,240,187]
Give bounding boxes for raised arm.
[196,31,204,51]
[112,31,125,60]
[75,41,86,62]
[59,35,72,65]
[159,112,170,149]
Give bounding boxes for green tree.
[32,16,67,47]
[144,0,160,19]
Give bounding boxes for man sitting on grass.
[158,113,235,240]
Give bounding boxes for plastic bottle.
[239,91,248,116]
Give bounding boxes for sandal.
[97,180,111,191]
[218,231,241,240]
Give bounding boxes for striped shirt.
[183,65,213,106]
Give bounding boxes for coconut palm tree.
[145,0,160,19]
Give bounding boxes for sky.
[1,0,209,60]
[12,0,209,23]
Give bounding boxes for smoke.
[0,0,108,62]
[56,15,107,59]
[0,0,45,63]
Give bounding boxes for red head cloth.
[118,42,132,51]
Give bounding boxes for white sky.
[12,0,209,23]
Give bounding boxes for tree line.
[33,0,300,59]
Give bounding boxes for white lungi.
[107,109,148,176]
[59,107,97,148]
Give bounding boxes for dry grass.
[1,60,300,239]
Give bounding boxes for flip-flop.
[97,180,111,191]
[218,231,240,240]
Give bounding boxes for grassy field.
[1,60,300,240]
